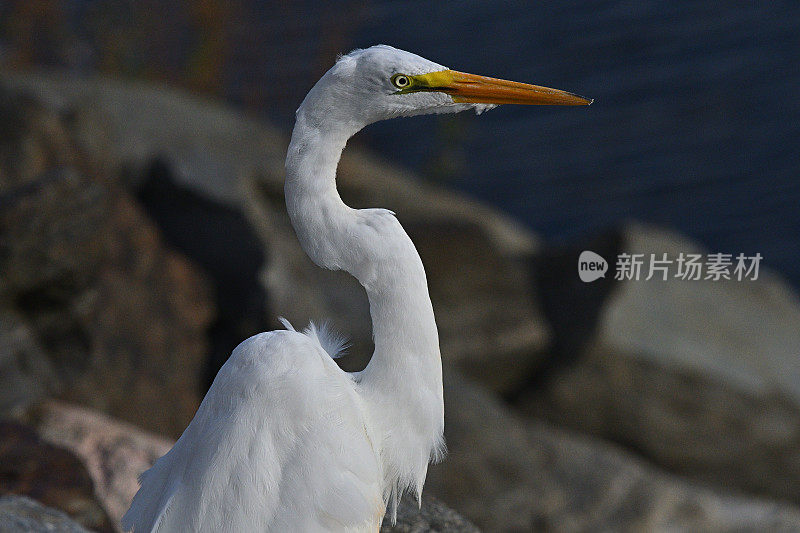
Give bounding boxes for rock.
[527,229,622,387]
[0,310,56,415]
[381,495,479,532]
[2,72,283,206]
[23,401,476,532]
[427,370,800,532]
[0,422,113,531]
[0,85,214,436]
[0,495,91,533]
[134,158,269,392]
[24,401,173,526]
[3,71,551,394]
[522,222,800,507]
[5,73,800,531]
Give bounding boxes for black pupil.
[397,77,407,86]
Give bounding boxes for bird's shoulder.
[220,327,343,386]
[123,326,382,532]
[356,207,398,233]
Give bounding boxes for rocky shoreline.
[2,73,800,532]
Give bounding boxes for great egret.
[122,45,590,532]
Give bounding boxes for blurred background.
[1,1,799,532]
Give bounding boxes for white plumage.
[123,44,590,532]
[124,326,384,531]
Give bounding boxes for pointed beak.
[411,69,592,106]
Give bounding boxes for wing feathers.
[122,330,382,532]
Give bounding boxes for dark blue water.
[4,1,799,286]
[348,1,800,287]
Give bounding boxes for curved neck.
[285,110,442,381]
[285,109,443,500]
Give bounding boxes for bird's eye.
[391,74,412,90]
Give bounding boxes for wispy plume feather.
[303,320,349,359]
[277,316,296,331]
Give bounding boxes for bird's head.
[296,45,591,132]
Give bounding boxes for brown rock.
[26,401,172,527]
[0,85,213,436]
[0,309,57,415]
[0,421,114,531]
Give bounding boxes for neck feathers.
[285,110,444,515]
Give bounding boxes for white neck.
[284,108,444,507]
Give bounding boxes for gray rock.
[521,222,800,506]
[0,495,90,533]
[382,495,480,532]
[429,370,800,532]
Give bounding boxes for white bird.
[122,45,590,532]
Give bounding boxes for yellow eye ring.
[391,74,412,90]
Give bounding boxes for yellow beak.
[411,69,592,106]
